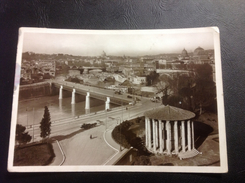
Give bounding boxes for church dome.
[144,105,195,121]
[181,49,189,57]
[194,47,205,56]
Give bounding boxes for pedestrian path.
[102,122,131,165]
[49,140,65,166]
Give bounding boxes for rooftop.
[144,105,195,121]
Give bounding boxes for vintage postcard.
[8,27,228,172]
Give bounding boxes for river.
[17,94,119,127]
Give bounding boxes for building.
[144,105,201,159]
[193,47,211,64]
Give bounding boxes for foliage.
[112,118,151,155]
[155,63,216,113]
[192,64,216,114]
[156,74,177,105]
[132,156,151,165]
[14,143,55,166]
[40,106,51,140]
[15,124,32,145]
[146,71,159,86]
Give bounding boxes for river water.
[17,94,119,127]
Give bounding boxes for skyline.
[22,30,214,57]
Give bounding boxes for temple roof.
[144,105,195,121]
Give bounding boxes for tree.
[16,124,32,145]
[192,64,216,114]
[40,106,51,140]
[156,74,178,105]
[146,71,159,86]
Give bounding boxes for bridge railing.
[52,81,130,105]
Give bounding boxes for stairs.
[178,149,201,160]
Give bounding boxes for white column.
[162,120,165,151]
[145,118,148,147]
[166,121,171,155]
[155,121,158,149]
[71,88,76,104]
[152,119,156,152]
[71,103,75,117]
[85,92,90,114]
[192,121,195,149]
[159,121,163,153]
[181,121,186,152]
[59,85,63,99]
[187,120,191,151]
[148,118,151,149]
[174,121,179,154]
[105,97,110,111]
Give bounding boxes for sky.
[22,29,215,57]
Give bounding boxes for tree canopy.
[40,106,51,139]
[16,124,32,145]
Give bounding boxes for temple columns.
[59,85,63,99]
[148,118,151,149]
[145,119,195,155]
[187,120,191,151]
[166,121,171,155]
[159,121,163,153]
[145,117,148,147]
[192,121,195,149]
[181,121,186,152]
[155,120,158,148]
[152,119,156,152]
[174,121,179,154]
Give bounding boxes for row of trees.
[154,63,216,114]
[16,106,51,145]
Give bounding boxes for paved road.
[26,92,160,142]
[23,80,161,165]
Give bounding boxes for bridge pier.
[71,103,75,117]
[85,92,90,114]
[105,97,110,111]
[59,98,63,111]
[71,88,76,104]
[59,85,63,99]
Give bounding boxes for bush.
[112,119,151,155]
[14,143,55,166]
[16,124,32,145]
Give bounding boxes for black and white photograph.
[8,27,227,173]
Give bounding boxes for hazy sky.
[22,29,214,56]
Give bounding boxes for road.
[26,95,161,142]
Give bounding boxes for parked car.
[114,90,122,95]
[150,97,160,103]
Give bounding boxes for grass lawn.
[14,143,55,166]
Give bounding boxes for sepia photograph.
[8,27,227,173]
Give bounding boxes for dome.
[144,105,195,121]
[194,47,205,56]
[181,49,189,57]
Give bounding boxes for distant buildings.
[20,60,56,84]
